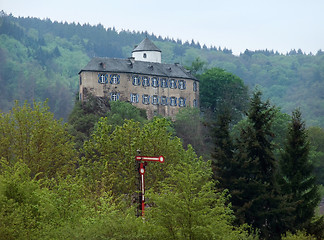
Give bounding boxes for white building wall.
[132,51,161,63]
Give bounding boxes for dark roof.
[79,57,197,80]
[132,37,161,52]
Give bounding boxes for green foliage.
[308,126,324,185]
[1,14,324,126]
[199,67,249,122]
[0,101,76,179]
[79,117,184,200]
[279,109,320,231]
[174,107,209,157]
[146,146,256,240]
[106,100,147,127]
[68,94,110,149]
[232,90,292,239]
[212,110,238,193]
[282,230,316,240]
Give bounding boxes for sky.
[1,0,323,55]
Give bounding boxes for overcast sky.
[1,0,323,55]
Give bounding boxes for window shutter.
[117,93,120,100]
[117,75,120,84]
[136,94,139,103]
[109,74,113,84]
[184,98,186,107]
[142,95,144,104]
[175,97,177,106]
[184,81,186,89]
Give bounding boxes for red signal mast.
[135,155,164,217]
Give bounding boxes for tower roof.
[132,37,161,53]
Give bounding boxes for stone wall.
[79,71,199,119]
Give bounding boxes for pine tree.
[280,109,320,231]
[212,109,238,192]
[233,90,293,239]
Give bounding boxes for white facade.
[132,50,161,63]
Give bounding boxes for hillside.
[0,13,323,126]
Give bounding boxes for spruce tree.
[280,109,320,231]
[233,90,293,239]
[212,109,239,193]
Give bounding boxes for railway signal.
[135,155,164,217]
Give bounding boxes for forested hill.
[1,13,324,127]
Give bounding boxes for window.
[142,76,150,87]
[193,81,197,92]
[151,77,159,87]
[170,79,177,89]
[193,99,197,107]
[110,92,119,101]
[161,96,168,105]
[142,94,150,105]
[179,97,186,107]
[170,97,177,106]
[143,53,147,58]
[160,78,168,88]
[79,76,82,85]
[179,80,186,90]
[98,73,108,84]
[130,93,139,103]
[152,95,159,105]
[110,74,120,84]
[132,75,140,86]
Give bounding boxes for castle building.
[79,38,199,119]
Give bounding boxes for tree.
[199,68,249,123]
[146,146,255,240]
[174,107,209,157]
[233,90,293,239]
[68,94,110,149]
[279,109,320,231]
[211,109,238,193]
[105,100,147,127]
[0,101,76,179]
[308,126,324,185]
[79,117,185,201]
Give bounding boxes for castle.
[79,38,199,119]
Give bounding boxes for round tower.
[132,37,162,63]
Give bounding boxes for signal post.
[135,155,164,217]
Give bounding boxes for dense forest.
[1,12,324,239]
[0,12,324,127]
